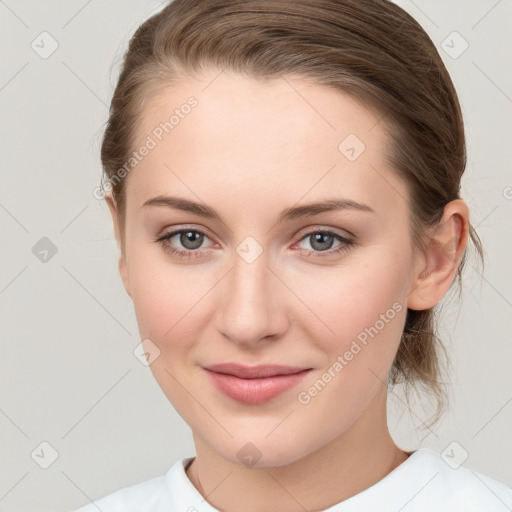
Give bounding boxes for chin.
[207,428,314,469]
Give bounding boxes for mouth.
[203,363,312,405]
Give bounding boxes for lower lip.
[204,369,311,405]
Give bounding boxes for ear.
[407,199,469,311]
[105,193,131,298]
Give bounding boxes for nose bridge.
[216,238,285,344]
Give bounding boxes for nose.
[214,246,289,348]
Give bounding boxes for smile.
[203,364,312,405]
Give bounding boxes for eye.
[154,228,214,259]
[295,229,354,258]
[154,227,355,260]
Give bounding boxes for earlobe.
[407,200,469,311]
[105,193,131,298]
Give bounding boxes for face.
[112,68,425,467]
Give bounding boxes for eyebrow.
[142,195,375,223]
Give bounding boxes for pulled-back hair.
[100,0,484,424]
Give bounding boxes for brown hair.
[100,0,484,424]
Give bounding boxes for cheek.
[301,260,408,352]
[293,254,410,409]
[127,225,410,355]
[293,262,408,432]
[126,256,213,412]
[129,264,201,338]
[126,242,221,351]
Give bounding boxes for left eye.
[295,230,353,256]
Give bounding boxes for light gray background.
[0,1,511,511]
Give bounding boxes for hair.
[100,0,484,425]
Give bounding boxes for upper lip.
[204,363,311,379]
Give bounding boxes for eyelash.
[154,227,355,260]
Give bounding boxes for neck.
[186,386,408,512]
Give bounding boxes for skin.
[106,68,469,512]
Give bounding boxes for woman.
[73,0,511,510]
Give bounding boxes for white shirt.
[72,448,512,511]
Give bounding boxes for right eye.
[154,228,215,259]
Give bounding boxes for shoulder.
[409,448,512,510]
[336,447,512,512]
[70,458,193,512]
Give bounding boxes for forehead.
[127,69,408,217]
[138,69,382,147]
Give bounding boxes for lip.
[203,363,312,405]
